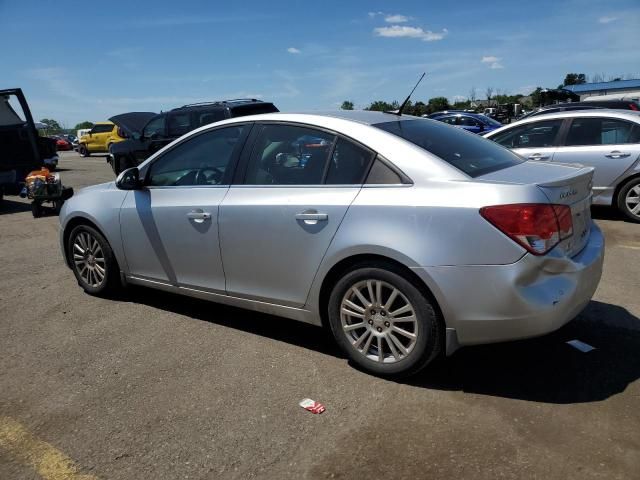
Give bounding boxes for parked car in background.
[108,99,279,174]
[431,112,503,134]
[1,88,58,200]
[424,110,469,119]
[484,110,640,221]
[519,100,639,120]
[51,135,73,151]
[60,111,603,377]
[77,122,128,157]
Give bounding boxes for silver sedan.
[59,111,604,377]
[484,109,640,222]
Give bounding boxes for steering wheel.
[194,167,224,185]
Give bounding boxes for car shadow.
[124,286,342,358]
[0,198,32,215]
[591,205,626,222]
[123,287,639,404]
[407,300,640,404]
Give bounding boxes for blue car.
[431,112,503,134]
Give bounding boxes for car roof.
[171,98,275,112]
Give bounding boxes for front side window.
[167,113,192,137]
[565,118,635,146]
[491,119,563,149]
[375,119,523,178]
[459,116,481,127]
[244,125,335,185]
[147,125,247,186]
[143,115,166,139]
[438,116,458,125]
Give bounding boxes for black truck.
[108,98,279,175]
[0,88,58,201]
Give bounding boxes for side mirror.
[115,167,142,190]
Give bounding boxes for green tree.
[365,100,395,112]
[40,118,62,133]
[562,73,587,86]
[529,87,544,107]
[427,97,450,114]
[340,100,354,110]
[74,121,94,130]
[411,101,428,117]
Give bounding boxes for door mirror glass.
[116,167,141,190]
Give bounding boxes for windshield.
[374,118,523,177]
[479,115,503,128]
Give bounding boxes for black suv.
[108,99,279,174]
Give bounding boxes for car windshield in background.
[481,116,503,128]
[374,119,523,177]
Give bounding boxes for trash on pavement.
[299,398,326,414]
[566,339,595,353]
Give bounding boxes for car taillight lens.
[629,103,638,111]
[480,204,573,255]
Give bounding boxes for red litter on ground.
[299,398,326,414]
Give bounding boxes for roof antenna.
[390,72,426,116]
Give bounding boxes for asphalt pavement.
[1,151,639,479]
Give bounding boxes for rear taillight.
[629,103,638,111]
[480,204,573,255]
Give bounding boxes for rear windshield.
[374,119,523,177]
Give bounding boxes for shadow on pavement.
[0,198,32,215]
[409,300,640,404]
[127,286,639,404]
[591,205,626,222]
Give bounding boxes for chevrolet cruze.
[59,111,604,376]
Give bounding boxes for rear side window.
[365,158,405,184]
[565,118,635,146]
[325,138,374,184]
[375,119,523,178]
[491,119,563,148]
[91,124,115,134]
[244,124,335,185]
[230,103,279,118]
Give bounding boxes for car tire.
[31,202,41,218]
[67,224,120,296]
[327,263,442,377]
[79,145,90,157]
[617,177,640,223]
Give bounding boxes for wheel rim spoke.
[340,279,418,364]
[72,231,107,288]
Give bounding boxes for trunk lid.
[480,160,594,257]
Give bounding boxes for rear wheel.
[617,177,640,223]
[67,224,120,295]
[327,264,442,377]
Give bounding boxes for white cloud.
[598,16,618,24]
[481,56,504,69]
[368,11,383,18]
[287,47,301,54]
[374,25,448,41]
[385,14,409,23]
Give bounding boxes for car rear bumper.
[414,222,604,349]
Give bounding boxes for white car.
[485,109,640,222]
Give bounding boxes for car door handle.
[295,211,328,224]
[527,153,550,160]
[605,151,630,159]
[187,210,212,221]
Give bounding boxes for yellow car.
[78,122,126,157]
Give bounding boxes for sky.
[1,0,639,126]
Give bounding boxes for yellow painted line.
[0,416,98,480]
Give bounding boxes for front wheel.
[327,264,442,377]
[79,145,90,157]
[617,177,640,223]
[67,224,120,296]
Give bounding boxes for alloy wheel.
[72,231,106,288]
[340,279,418,364]
[625,184,640,218]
